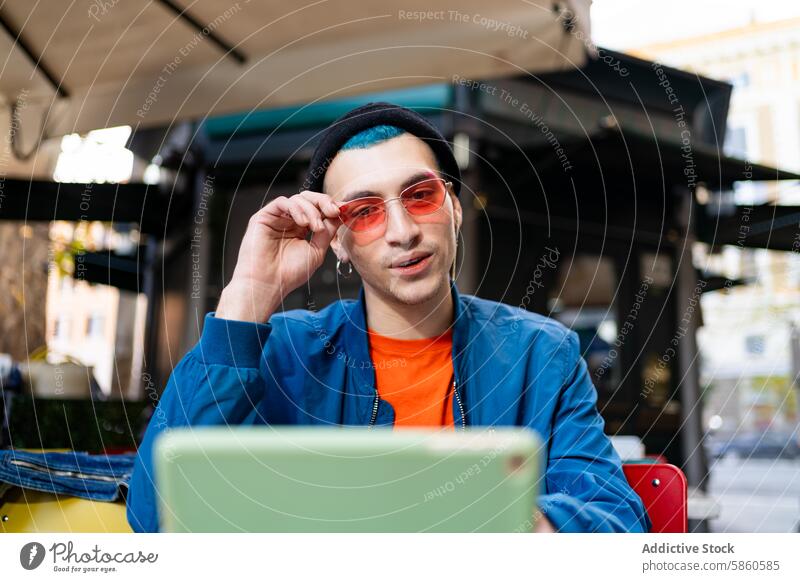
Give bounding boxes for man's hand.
[216,191,342,323]
[535,515,556,533]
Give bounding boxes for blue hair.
[340,124,405,150]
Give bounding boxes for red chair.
[623,463,688,533]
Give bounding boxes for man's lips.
[390,252,433,269]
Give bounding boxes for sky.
[591,0,800,50]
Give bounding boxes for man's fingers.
[266,196,312,228]
[257,192,341,238]
[297,190,341,219]
[309,215,342,253]
[293,196,325,231]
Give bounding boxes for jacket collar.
[344,278,472,402]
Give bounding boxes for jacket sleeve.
[126,312,272,533]
[537,330,651,532]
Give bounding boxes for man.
[126,102,650,533]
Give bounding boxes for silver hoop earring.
[336,258,353,278]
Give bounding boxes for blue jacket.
[127,280,650,533]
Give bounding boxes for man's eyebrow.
[339,171,438,204]
[399,171,438,192]
[340,188,381,204]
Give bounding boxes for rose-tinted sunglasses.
[336,177,452,233]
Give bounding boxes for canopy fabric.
[0,0,591,147]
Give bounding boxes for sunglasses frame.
[336,177,453,233]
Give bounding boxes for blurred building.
[43,128,147,400]
[45,221,147,399]
[632,17,800,434]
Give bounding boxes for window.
[54,316,70,339]
[744,334,765,355]
[729,71,750,89]
[724,126,748,158]
[86,314,105,338]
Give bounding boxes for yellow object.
[0,487,131,533]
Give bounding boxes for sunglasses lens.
[338,180,446,232]
[401,179,446,215]
[340,198,385,232]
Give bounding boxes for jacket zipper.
[453,377,467,431]
[367,389,380,428]
[9,458,120,483]
[368,378,466,430]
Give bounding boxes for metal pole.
[675,188,709,490]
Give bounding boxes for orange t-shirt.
[367,326,455,428]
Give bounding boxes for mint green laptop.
[153,426,541,532]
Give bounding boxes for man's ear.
[450,190,463,232]
[330,232,350,263]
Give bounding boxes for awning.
[0,0,591,147]
[520,124,800,191]
[698,203,800,252]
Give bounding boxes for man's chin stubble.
[387,272,447,306]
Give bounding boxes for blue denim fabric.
[0,449,136,502]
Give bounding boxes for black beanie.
[303,102,461,197]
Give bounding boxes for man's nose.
[383,199,421,245]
